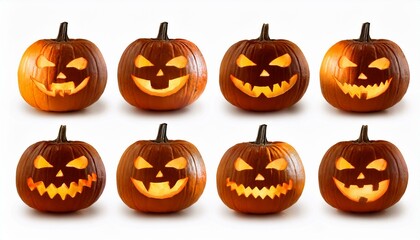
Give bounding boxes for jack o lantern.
[16,125,106,212]
[318,125,408,212]
[18,22,107,112]
[219,23,310,111]
[118,22,207,111]
[216,124,305,214]
[116,123,206,213]
[320,22,410,112]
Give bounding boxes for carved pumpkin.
[219,24,310,111]
[118,22,207,111]
[318,125,408,212]
[320,22,410,112]
[16,125,106,212]
[18,22,107,112]
[116,123,206,212]
[216,124,305,214]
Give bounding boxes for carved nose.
[260,70,270,77]
[56,170,64,177]
[156,171,163,178]
[358,73,367,80]
[57,72,67,79]
[357,173,365,179]
[156,69,164,76]
[255,173,265,181]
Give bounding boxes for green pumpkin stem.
[357,125,370,143]
[55,125,68,143]
[156,22,170,40]
[255,124,268,145]
[56,22,70,42]
[155,123,169,143]
[358,22,371,42]
[257,23,271,41]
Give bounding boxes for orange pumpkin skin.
[16,126,106,212]
[116,123,206,213]
[118,22,207,111]
[320,22,409,112]
[219,24,309,112]
[216,125,305,214]
[318,126,408,212]
[18,22,107,112]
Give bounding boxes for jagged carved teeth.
[226,178,293,199]
[335,78,392,100]
[333,177,390,203]
[31,77,90,97]
[131,75,189,97]
[27,173,97,200]
[230,74,297,98]
[131,177,188,199]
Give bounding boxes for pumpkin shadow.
[118,101,195,117]
[19,100,107,117]
[221,101,305,117]
[327,204,406,219]
[120,204,202,220]
[218,203,305,221]
[23,204,102,219]
[321,100,408,118]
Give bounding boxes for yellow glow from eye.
[166,56,188,68]
[165,157,188,169]
[368,57,390,70]
[366,158,387,171]
[236,54,256,68]
[266,158,288,170]
[269,54,292,67]
[36,55,55,68]
[33,155,53,169]
[234,158,253,171]
[338,56,358,68]
[134,55,154,68]
[336,157,355,170]
[134,157,153,169]
[66,156,88,169]
[66,57,88,70]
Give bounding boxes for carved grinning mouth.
[333,177,390,202]
[31,77,90,97]
[27,173,97,200]
[131,75,189,97]
[226,178,293,199]
[335,78,392,100]
[230,74,297,98]
[131,177,188,199]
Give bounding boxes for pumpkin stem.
[358,22,371,42]
[257,23,271,41]
[55,125,68,143]
[155,123,169,143]
[156,22,170,40]
[56,22,70,42]
[357,125,370,143]
[255,124,268,145]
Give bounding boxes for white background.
[1,0,419,239]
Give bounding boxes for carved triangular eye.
[134,55,154,68]
[36,55,55,68]
[338,56,358,68]
[134,157,153,169]
[165,157,187,169]
[366,158,387,171]
[266,158,288,170]
[66,156,88,169]
[234,157,253,171]
[368,57,390,70]
[34,155,53,169]
[236,54,257,68]
[66,57,88,70]
[166,56,188,69]
[335,157,355,170]
[269,54,291,67]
